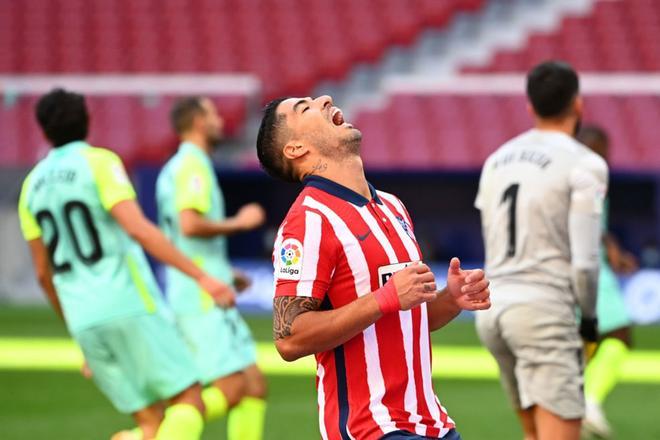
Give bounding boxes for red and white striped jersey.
[273,175,455,440]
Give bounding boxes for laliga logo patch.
[190,175,203,193]
[395,215,416,241]
[277,238,303,280]
[111,164,129,185]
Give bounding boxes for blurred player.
[475,61,608,440]
[577,125,636,439]
[18,89,236,439]
[156,97,267,440]
[256,95,491,439]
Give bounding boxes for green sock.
[227,397,267,440]
[130,427,143,439]
[201,386,229,421]
[155,403,204,440]
[584,337,629,404]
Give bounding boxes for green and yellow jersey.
[156,142,233,315]
[18,141,165,333]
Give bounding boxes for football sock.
[155,403,204,440]
[202,386,229,421]
[131,427,143,439]
[584,337,629,405]
[227,396,267,440]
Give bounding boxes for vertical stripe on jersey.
[317,364,330,440]
[420,303,451,436]
[303,196,396,437]
[378,192,410,224]
[334,343,353,440]
[297,211,322,296]
[380,197,452,434]
[378,197,420,262]
[354,204,424,433]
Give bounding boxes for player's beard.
[207,130,223,150]
[342,129,362,156]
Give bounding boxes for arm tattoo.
[273,296,321,340]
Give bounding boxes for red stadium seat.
[353,93,660,171]
[462,0,660,73]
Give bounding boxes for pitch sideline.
[1,337,658,383]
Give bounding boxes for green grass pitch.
[0,306,659,439]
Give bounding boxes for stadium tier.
[0,0,482,100]
[0,93,250,167]
[462,0,660,72]
[354,92,660,171]
[0,0,484,167]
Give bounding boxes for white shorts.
[476,299,585,419]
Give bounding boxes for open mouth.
[331,107,345,126]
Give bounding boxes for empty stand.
[354,93,660,171]
[0,0,482,100]
[0,94,248,167]
[463,0,660,73]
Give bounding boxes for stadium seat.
[463,0,660,72]
[354,93,660,171]
[0,0,485,167]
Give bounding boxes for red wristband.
[374,280,400,314]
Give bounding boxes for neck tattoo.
[311,159,328,174]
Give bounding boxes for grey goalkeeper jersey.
[475,129,608,306]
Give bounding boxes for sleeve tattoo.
[273,296,321,340]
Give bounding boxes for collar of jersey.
[304,175,382,207]
[179,141,208,157]
[51,140,88,153]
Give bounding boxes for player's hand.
[446,257,491,311]
[81,360,93,379]
[390,262,439,310]
[198,275,236,308]
[235,203,266,231]
[233,268,251,293]
[579,317,599,343]
[617,251,638,274]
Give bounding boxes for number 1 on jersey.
[501,183,519,258]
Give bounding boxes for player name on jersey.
[492,149,552,170]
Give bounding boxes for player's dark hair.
[256,97,297,182]
[35,88,89,147]
[526,61,579,118]
[170,96,205,135]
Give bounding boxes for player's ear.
[526,102,535,117]
[283,141,309,160]
[573,96,583,117]
[192,112,205,132]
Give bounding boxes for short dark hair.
[526,61,579,118]
[170,96,205,135]
[256,97,297,182]
[35,88,89,147]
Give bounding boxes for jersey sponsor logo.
[395,216,416,241]
[378,261,414,287]
[277,238,303,280]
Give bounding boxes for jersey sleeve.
[85,148,137,211]
[568,152,609,269]
[173,156,212,214]
[17,172,42,241]
[273,208,338,300]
